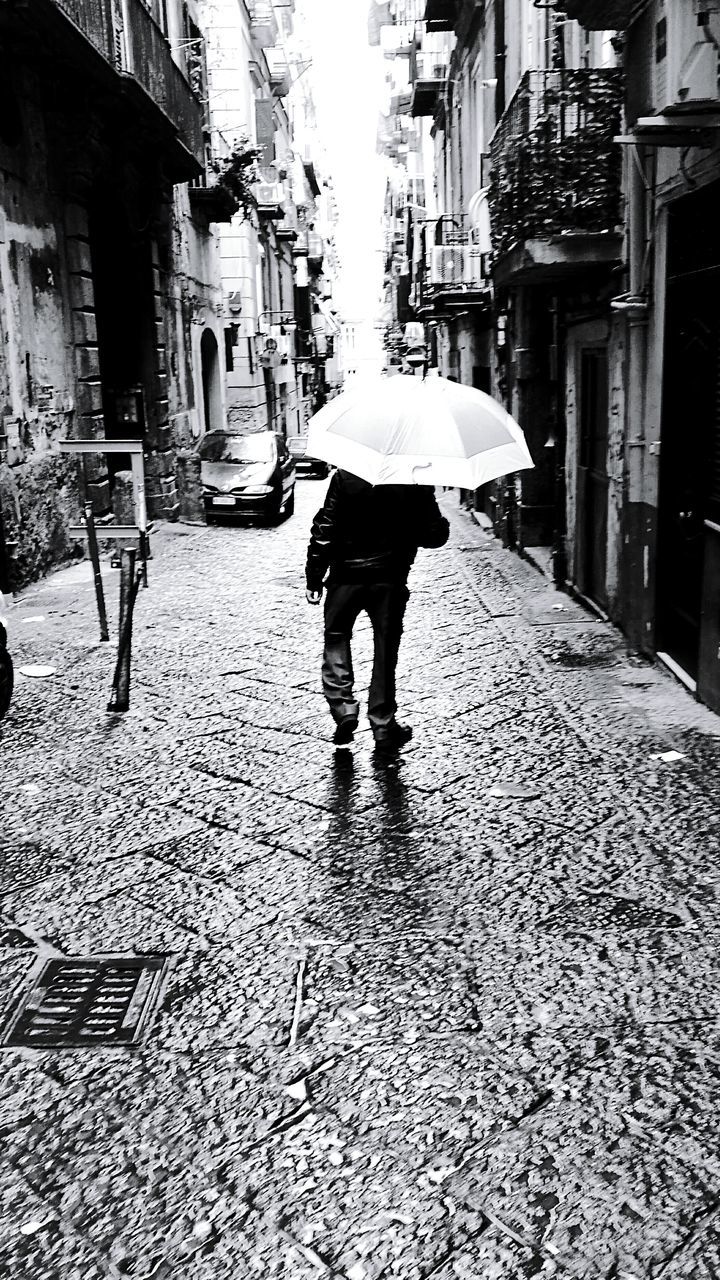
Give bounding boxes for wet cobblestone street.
[1,480,720,1279]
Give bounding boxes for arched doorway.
[200,328,222,434]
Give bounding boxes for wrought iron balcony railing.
[48,0,204,173]
[488,69,624,262]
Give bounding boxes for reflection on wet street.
[2,482,720,1278]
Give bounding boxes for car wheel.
[283,488,295,519]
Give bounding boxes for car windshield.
[199,433,274,464]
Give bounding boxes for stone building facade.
[0,0,224,590]
[375,0,720,717]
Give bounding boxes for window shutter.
[255,98,275,166]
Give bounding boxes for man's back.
[306,470,449,588]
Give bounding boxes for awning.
[615,112,720,147]
[468,188,492,254]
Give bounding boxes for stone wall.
[0,455,83,588]
[0,54,226,589]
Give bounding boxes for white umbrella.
[306,373,534,487]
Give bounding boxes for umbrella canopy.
[307,373,534,488]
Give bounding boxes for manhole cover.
[1,955,171,1048]
[543,895,684,931]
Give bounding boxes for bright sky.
[294,0,388,323]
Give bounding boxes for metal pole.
[107,547,136,714]
[84,503,109,642]
[130,452,149,588]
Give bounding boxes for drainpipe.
[623,142,652,647]
[548,294,567,588]
[494,0,506,120]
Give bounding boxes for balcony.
[254,185,285,218]
[561,0,649,28]
[410,48,449,116]
[253,173,286,219]
[33,0,204,177]
[423,0,457,31]
[412,220,491,314]
[276,202,299,244]
[488,69,624,282]
[307,232,324,267]
[188,178,238,224]
[266,47,291,97]
[249,0,279,47]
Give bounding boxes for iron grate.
[1,955,171,1049]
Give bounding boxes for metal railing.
[52,0,116,62]
[488,69,624,261]
[122,0,204,165]
[412,52,449,82]
[411,216,491,308]
[49,0,204,166]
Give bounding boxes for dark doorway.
[200,328,221,433]
[576,347,609,609]
[87,185,156,478]
[657,182,720,681]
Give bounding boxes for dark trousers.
[322,581,409,729]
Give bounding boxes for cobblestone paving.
[1,481,719,1279]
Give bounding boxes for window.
[655,14,667,63]
[198,433,274,464]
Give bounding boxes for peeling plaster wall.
[0,53,229,579]
[167,184,227,453]
[0,67,83,587]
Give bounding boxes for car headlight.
[236,484,274,496]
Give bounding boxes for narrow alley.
[1,482,719,1279]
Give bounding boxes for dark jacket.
[306,470,450,591]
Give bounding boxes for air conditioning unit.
[654,15,720,112]
[431,245,469,286]
[675,39,719,108]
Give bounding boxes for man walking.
[305,469,449,748]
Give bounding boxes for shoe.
[333,716,358,745]
[372,720,413,749]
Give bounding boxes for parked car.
[287,434,329,479]
[199,430,296,523]
[0,592,13,722]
